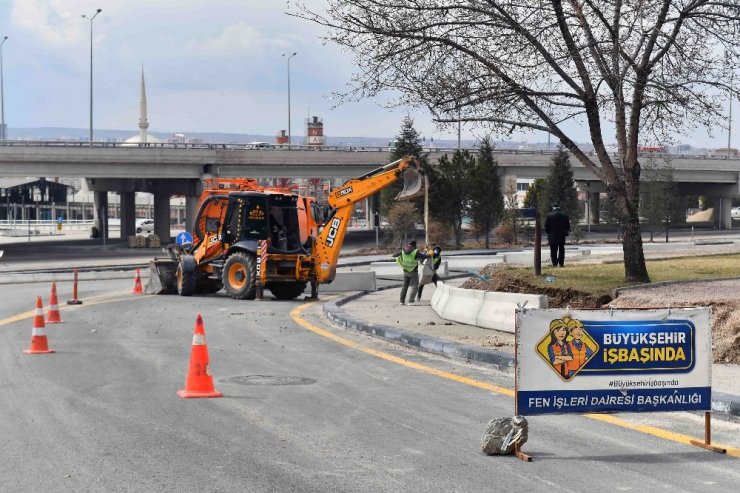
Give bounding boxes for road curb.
[324,290,740,419]
[322,290,515,373]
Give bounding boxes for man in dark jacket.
[392,240,427,305]
[417,245,442,301]
[544,203,570,267]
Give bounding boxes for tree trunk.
[454,224,462,249]
[485,220,490,249]
[622,216,650,282]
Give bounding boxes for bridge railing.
[0,140,738,161]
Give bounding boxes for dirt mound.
[461,266,739,364]
[612,285,740,364]
[461,265,612,309]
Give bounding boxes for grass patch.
[512,253,740,298]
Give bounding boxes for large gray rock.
[480,416,528,455]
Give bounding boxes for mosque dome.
[123,134,161,145]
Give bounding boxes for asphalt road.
[1,278,739,492]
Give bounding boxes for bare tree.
[295,1,740,282]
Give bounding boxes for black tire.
[136,227,142,233]
[222,251,257,299]
[267,281,308,300]
[197,279,223,294]
[176,255,197,296]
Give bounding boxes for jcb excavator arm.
[312,156,423,283]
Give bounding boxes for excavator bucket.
[395,167,424,200]
[145,258,178,294]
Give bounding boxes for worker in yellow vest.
[392,240,428,305]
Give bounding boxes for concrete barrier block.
[321,271,377,293]
[369,261,403,278]
[430,281,448,312]
[439,286,485,326]
[476,291,548,333]
[437,260,449,278]
[445,257,502,272]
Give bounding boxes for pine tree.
[429,150,475,248]
[544,146,581,234]
[523,179,546,209]
[640,156,679,242]
[467,136,504,248]
[381,116,428,218]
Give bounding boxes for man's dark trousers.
[550,243,565,267]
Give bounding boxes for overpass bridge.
[1,141,738,240]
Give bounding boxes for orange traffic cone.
[177,313,222,398]
[24,296,55,354]
[132,268,144,294]
[46,281,63,323]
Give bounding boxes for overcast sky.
[0,0,735,147]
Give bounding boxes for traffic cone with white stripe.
[177,313,222,398]
[132,268,144,294]
[24,296,55,354]
[46,281,63,323]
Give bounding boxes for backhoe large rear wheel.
[176,255,197,296]
[267,281,307,300]
[222,251,257,300]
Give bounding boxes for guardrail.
[0,219,100,233]
[1,140,738,161]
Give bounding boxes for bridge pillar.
[715,197,733,229]
[184,182,202,232]
[93,191,108,239]
[153,193,171,241]
[120,192,136,239]
[589,192,600,224]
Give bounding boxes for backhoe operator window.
[268,195,301,252]
[242,198,268,240]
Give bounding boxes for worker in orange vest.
[547,319,573,379]
[567,319,593,378]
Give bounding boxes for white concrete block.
[445,257,502,271]
[439,286,485,326]
[430,281,448,312]
[476,291,548,333]
[369,261,403,278]
[322,271,377,292]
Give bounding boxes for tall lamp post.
[1,36,8,141]
[82,9,102,144]
[282,52,297,148]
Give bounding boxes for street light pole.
[282,52,297,148]
[82,9,102,144]
[1,36,8,141]
[728,74,734,159]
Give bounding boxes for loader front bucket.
[145,258,178,294]
[395,167,424,200]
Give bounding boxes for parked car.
[136,218,154,233]
[732,207,740,220]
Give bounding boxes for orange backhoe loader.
[147,156,422,300]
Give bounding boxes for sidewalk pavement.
[330,280,740,419]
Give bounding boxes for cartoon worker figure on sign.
[547,319,574,379]
[537,316,598,381]
[567,318,593,378]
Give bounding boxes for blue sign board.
[176,231,193,246]
[516,308,711,415]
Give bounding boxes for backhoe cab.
[147,156,422,300]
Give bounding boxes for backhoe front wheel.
[222,251,257,300]
[176,255,197,296]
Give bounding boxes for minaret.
[138,67,149,142]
